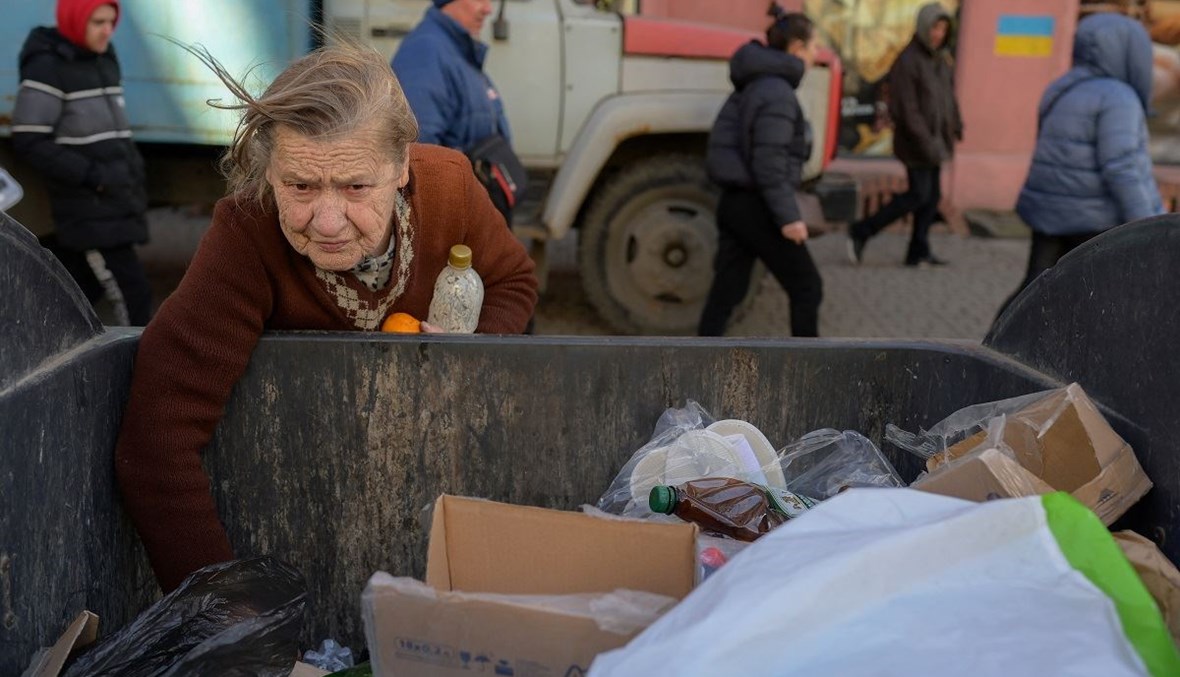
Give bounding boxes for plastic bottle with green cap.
[649,478,815,542]
[427,244,484,333]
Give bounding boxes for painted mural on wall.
[803,0,959,157]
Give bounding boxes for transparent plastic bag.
[595,401,712,517]
[885,389,1059,462]
[780,429,903,501]
[649,400,715,441]
[63,557,307,677]
[697,534,750,583]
[595,401,786,519]
[363,573,676,636]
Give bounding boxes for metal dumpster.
[1,212,1177,672]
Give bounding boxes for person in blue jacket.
[391,0,510,152]
[999,12,1164,314]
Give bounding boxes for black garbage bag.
[63,556,307,677]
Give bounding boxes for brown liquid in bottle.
[663,477,786,542]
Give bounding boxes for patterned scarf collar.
[352,221,399,291]
[314,189,417,330]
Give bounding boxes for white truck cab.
[325,0,842,334]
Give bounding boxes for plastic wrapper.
[364,574,676,635]
[63,557,307,677]
[779,429,903,501]
[885,388,1064,463]
[596,401,786,518]
[304,639,354,672]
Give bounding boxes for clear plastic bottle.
[427,244,484,333]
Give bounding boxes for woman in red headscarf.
[12,0,154,325]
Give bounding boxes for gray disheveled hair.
[187,40,420,204]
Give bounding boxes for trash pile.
[23,384,1180,676]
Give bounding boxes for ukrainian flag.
[995,15,1055,57]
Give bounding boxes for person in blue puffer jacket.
[1001,12,1164,313]
[391,0,510,152]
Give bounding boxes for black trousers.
[852,165,941,264]
[42,235,154,325]
[995,231,1097,319]
[699,189,822,337]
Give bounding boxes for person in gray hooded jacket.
[848,2,962,267]
[997,12,1163,316]
[698,11,822,337]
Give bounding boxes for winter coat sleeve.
[11,52,102,189]
[392,43,452,147]
[1095,93,1163,222]
[115,201,274,591]
[744,81,802,226]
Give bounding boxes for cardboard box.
[913,447,1056,502]
[916,384,1151,525]
[364,495,699,677]
[23,610,326,677]
[1114,531,1180,646]
[21,611,98,677]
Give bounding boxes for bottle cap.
[649,485,677,514]
[449,244,472,269]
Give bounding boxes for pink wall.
[951,0,1077,210]
[638,0,788,31]
[639,0,1082,211]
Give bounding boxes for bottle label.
[765,487,817,520]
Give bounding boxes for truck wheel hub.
[663,244,688,268]
[614,199,714,304]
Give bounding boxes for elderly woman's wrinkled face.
[267,124,410,271]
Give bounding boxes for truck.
[0,0,844,335]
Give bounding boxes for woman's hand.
[781,221,808,244]
[419,321,444,333]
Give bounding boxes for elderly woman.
[115,43,538,591]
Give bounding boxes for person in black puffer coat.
[12,0,152,325]
[699,11,822,337]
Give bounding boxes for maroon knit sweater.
[115,144,537,591]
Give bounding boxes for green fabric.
[1042,492,1180,677]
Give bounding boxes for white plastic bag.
[591,490,1179,677]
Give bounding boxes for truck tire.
[578,154,761,335]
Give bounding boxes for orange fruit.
[381,312,421,334]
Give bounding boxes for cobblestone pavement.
[137,208,1030,341]
[534,228,1030,340]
